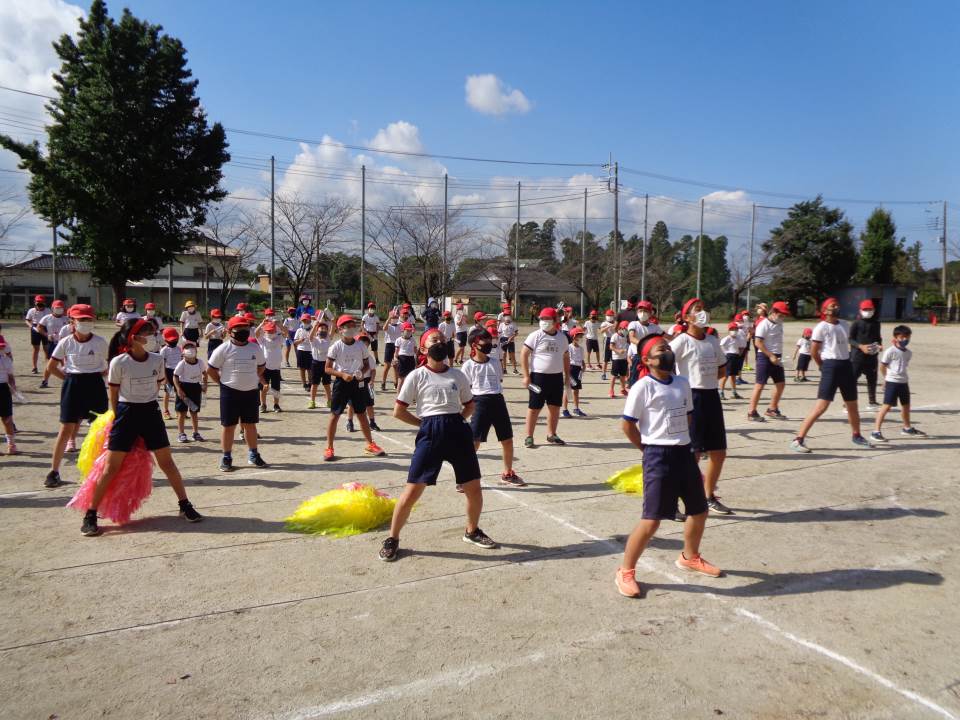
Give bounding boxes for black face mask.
[232,329,250,343]
[655,349,676,373]
[166,341,177,348]
[318,331,328,338]
[427,343,447,361]
[477,342,493,355]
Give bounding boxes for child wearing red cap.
[453,303,469,364]
[791,298,873,453]
[382,310,401,390]
[718,321,743,400]
[521,307,570,447]
[600,309,617,380]
[497,310,519,374]
[849,299,882,409]
[173,340,207,442]
[394,322,417,391]
[440,310,457,363]
[159,327,182,419]
[562,327,587,417]
[204,309,226,358]
[323,315,385,461]
[616,334,721,598]
[361,302,382,365]
[608,321,630,397]
[792,327,813,382]
[255,319,284,413]
[37,300,70,388]
[293,312,315,390]
[306,319,332,410]
[115,298,140,328]
[282,307,298,367]
[24,295,51,373]
[45,304,109,488]
[0,336,18,454]
[746,300,791,421]
[346,332,381,433]
[583,310,602,369]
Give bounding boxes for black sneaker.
[708,496,733,515]
[674,511,687,523]
[369,420,381,431]
[765,408,787,420]
[302,382,310,391]
[248,452,268,467]
[81,509,101,537]
[178,499,203,522]
[379,536,399,562]
[273,404,282,413]
[346,419,355,433]
[463,527,499,549]
[546,434,566,446]
[44,470,63,488]
[219,455,234,472]
[39,379,48,389]
[746,411,765,422]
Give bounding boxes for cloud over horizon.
[465,74,532,116]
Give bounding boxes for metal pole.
[203,233,209,310]
[442,172,448,306]
[942,200,948,298]
[167,260,173,315]
[360,164,366,309]
[696,198,704,297]
[640,193,648,300]
[270,155,275,309]
[51,225,58,299]
[580,187,587,317]
[746,203,756,309]
[613,161,620,309]
[515,181,520,308]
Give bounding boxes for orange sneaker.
[615,567,641,598]
[675,552,721,577]
[323,447,335,461]
[365,442,385,457]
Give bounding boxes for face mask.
[288,312,295,317]
[402,331,413,339]
[124,306,134,313]
[212,319,221,325]
[539,320,554,332]
[264,333,276,341]
[188,309,196,315]
[367,309,375,315]
[183,347,197,359]
[654,349,676,373]
[769,313,781,324]
[824,306,838,317]
[142,335,160,353]
[302,322,312,329]
[503,316,511,323]
[53,308,64,317]
[145,310,155,318]
[318,330,328,338]
[341,327,356,339]
[37,304,45,310]
[232,329,250,343]
[302,300,309,306]
[729,330,737,336]
[897,338,910,348]
[693,310,710,328]
[637,311,650,322]
[618,330,627,337]
[477,342,493,355]
[861,310,874,319]
[73,320,94,334]
[427,343,447,361]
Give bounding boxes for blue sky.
[2,0,959,267]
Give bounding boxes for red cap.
[771,301,791,315]
[617,320,629,329]
[263,321,277,332]
[0,336,6,348]
[356,331,369,340]
[820,297,839,316]
[211,308,223,318]
[367,301,376,308]
[52,299,65,308]
[569,327,584,336]
[563,306,573,313]
[34,295,46,303]
[681,298,701,318]
[539,307,557,320]
[336,314,355,328]
[589,309,598,316]
[264,308,275,316]
[455,302,464,308]
[162,327,179,342]
[860,299,874,310]
[803,327,813,337]
[243,312,256,321]
[442,310,452,317]
[485,318,497,327]
[300,312,313,320]
[637,300,654,311]
[123,298,135,305]
[144,302,155,310]
[604,309,615,316]
[401,302,412,309]
[68,304,95,319]
[300,294,311,300]
[227,315,250,329]
[474,311,485,321]
[286,306,296,313]
[236,302,248,311]
[401,322,414,331]
[727,322,739,330]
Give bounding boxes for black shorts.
[175,381,203,414]
[641,445,708,520]
[569,365,583,391]
[690,388,727,452]
[30,328,43,347]
[219,384,260,427]
[397,355,416,378]
[408,413,480,485]
[60,373,108,424]
[368,338,378,353]
[725,353,742,378]
[44,340,57,358]
[330,377,368,415]
[207,338,222,357]
[164,367,175,388]
[384,343,396,364]
[471,393,513,442]
[883,381,910,407]
[263,367,282,391]
[500,340,516,354]
[852,354,878,381]
[0,382,11,418]
[446,339,455,360]
[604,337,612,362]
[183,327,200,343]
[529,371,564,409]
[296,349,313,370]
[109,401,170,451]
[755,353,785,385]
[456,331,468,347]
[611,358,628,378]
[310,360,330,386]
[817,359,857,403]
[797,354,811,372]
[587,338,600,354]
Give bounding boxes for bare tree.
[644,245,691,320]
[199,203,263,312]
[728,242,773,309]
[0,187,35,301]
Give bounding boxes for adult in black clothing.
[849,299,882,407]
[616,294,639,325]
[423,297,441,329]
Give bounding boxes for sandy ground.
[0,319,958,720]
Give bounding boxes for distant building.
[450,262,579,313]
[832,284,916,321]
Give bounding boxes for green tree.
[558,229,612,311]
[0,0,229,306]
[763,196,857,306]
[855,208,901,283]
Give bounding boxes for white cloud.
[465,74,532,116]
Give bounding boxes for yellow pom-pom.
[285,483,396,538]
[77,410,115,478]
[606,464,644,495]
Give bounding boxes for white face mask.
[729,330,738,336]
[143,335,160,353]
[53,307,64,316]
[124,306,135,313]
[188,309,196,315]
[367,309,375,315]
[637,311,650,322]
[618,329,627,337]
[693,310,710,328]
[183,347,197,359]
[145,310,155,318]
[402,331,413,339]
[861,310,874,319]
[769,313,781,324]
[74,320,94,335]
[264,333,276,341]
[503,316,511,323]
[539,320,554,332]
[212,319,221,325]
[341,327,356,339]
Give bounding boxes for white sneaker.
[790,438,812,454]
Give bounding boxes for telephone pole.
[613,161,621,309]
[640,193,649,300]
[942,200,948,298]
[515,181,521,308]
[442,172,448,306]
[360,165,366,310]
[580,188,587,317]
[695,198,705,297]
[747,203,756,309]
[51,225,58,299]
[270,155,275,309]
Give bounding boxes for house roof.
[452,264,578,296]
[6,254,90,272]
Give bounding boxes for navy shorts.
[690,388,726,452]
[285,330,295,347]
[397,355,416,378]
[611,358,628,378]
[456,331,468,347]
[724,353,742,378]
[369,338,379,353]
[310,360,330,386]
[587,338,600,354]
[0,382,11,418]
[60,373,108,424]
[797,354,811,372]
[164,367,175,389]
[817,359,857,403]
[330,377,368,415]
[471,393,513,442]
[30,328,43,347]
[384,343,396,365]
[263,367,282,391]
[529,371,563,409]
[408,413,481,485]
[641,445,708,520]
[569,365,583,391]
[501,340,516,354]
[219,384,260,426]
[109,401,170,452]
[755,353,785,385]
[446,339,456,360]
[183,328,200,343]
[604,337,612,362]
[44,340,57,358]
[207,338,222,357]
[296,349,313,370]
[175,381,203,414]
[883,381,910,407]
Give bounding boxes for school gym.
[0,318,957,720]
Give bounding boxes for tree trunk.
[110,279,127,316]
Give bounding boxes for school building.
[832,284,917,321]
[449,261,579,317]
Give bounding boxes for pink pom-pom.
[67,439,155,524]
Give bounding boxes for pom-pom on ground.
[606,465,644,495]
[285,482,396,538]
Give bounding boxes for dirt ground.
[0,319,958,720]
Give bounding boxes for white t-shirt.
[362,313,381,335]
[58,323,74,340]
[523,329,569,374]
[384,322,402,344]
[622,374,693,446]
[208,341,265,391]
[609,333,629,360]
[462,357,503,395]
[627,342,638,363]
[0,353,13,383]
[282,317,299,334]
[309,335,330,362]
[259,334,284,370]
[360,344,376,379]
[720,334,739,354]
[396,365,473,416]
[735,330,748,350]
[396,336,417,357]
[180,310,201,329]
[811,320,850,361]
[174,357,207,385]
[160,344,182,370]
[600,319,616,338]
[440,321,456,341]
[52,334,109,374]
[583,320,600,340]
[38,313,70,340]
[627,320,663,343]
[454,310,469,331]
[569,343,584,367]
[205,321,226,340]
[109,352,164,404]
[327,339,368,377]
[498,321,518,341]
[880,345,911,383]
[796,337,812,355]
[26,306,51,328]
[754,318,784,355]
[669,332,723,390]
[115,310,140,325]
[293,327,312,350]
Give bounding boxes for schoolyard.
[0,319,958,719]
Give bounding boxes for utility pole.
[613,161,621,309]
[515,181,520,308]
[942,200,948,298]
[640,193,649,300]
[442,172,448,307]
[580,188,587,317]
[696,198,704,297]
[203,233,209,310]
[270,155,275,309]
[167,261,173,315]
[360,164,366,309]
[747,203,756,309]
[51,225,58,299]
